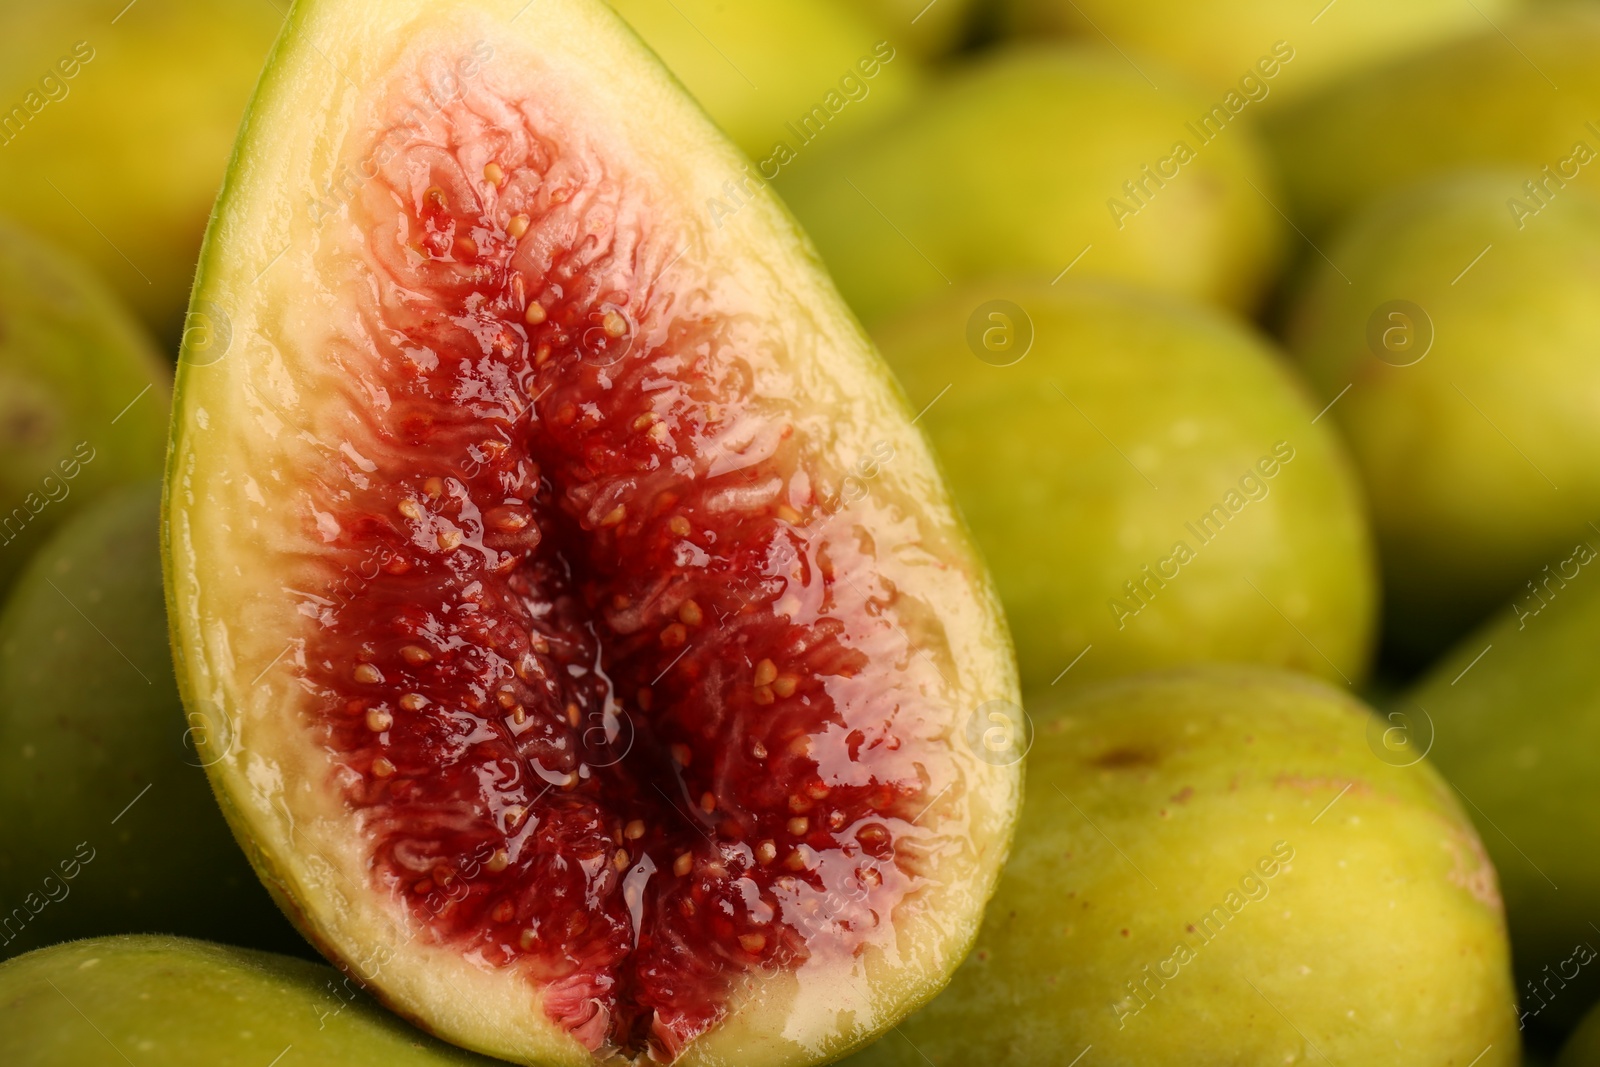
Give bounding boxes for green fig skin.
[878,280,1375,691]
[1411,562,1600,1036]
[0,1,282,339]
[0,221,170,597]
[1000,0,1519,111]
[0,483,303,960]
[776,45,1285,327]
[607,0,922,163]
[838,668,1518,1066]
[1285,171,1600,660]
[1266,5,1600,232]
[0,936,506,1066]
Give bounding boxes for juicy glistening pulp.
[269,44,966,1060]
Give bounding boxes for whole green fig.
[1412,552,1600,1036]
[840,667,1518,1065]
[777,45,1285,326]
[607,0,921,162]
[1001,0,1519,110]
[0,936,505,1065]
[879,280,1374,691]
[0,1,282,338]
[1267,5,1600,231]
[0,220,169,597]
[0,483,300,959]
[1285,170,1600,659]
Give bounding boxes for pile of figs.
[2,0,1598,1064]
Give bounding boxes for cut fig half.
[163,2,1020,1064]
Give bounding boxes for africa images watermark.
[1,40,96,148]
[1107,442,1297,630]
[1107,41,1296,230]
[1507,121,1600,230]
[1513,536,1597,629]
[0,840,97,947]
[1112,840,1297,1028]
[1520,939,1598,1030]
[0,441,98,550]
[705,41,900,230]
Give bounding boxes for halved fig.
[163,2,1019,1065]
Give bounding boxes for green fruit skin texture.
[1267,5,1600,232]
[0,1,282,339]
[1412,567,1600,1036]
[1286,171,1600,658]
[840,667,1518,1066]
[0,483,302,960]
[607,0,922,162]
[777,45,1285,327]
[879,280,1375,691]
[0,221,170,597]
[0,936,506,1066]
[1001,0,1519,111]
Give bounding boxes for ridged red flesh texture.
[295,55,952,1060]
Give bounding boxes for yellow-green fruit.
[1267,5,1600,231]
[0,936,506,1066]
[0,1,282,338]
[1285,171,1600,658]
[1411,563,1600,1035]
[879,280,1374,691]
[859,0,974,56]
[0,483,301,960]
[840,667,1518,1066]
[1000,0,1518,110]
[777,45,1285,327]
[607,0,921,162]
[0,220,170,596]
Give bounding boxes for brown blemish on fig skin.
[1089,747,1161,770]
[1,401,53,449]
[1441,824,1504,911]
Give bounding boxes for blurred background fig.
[1267,4,1600,233]
[0,220,169,598]
[1412,558,1600,1039]
[879,279,1374,691]
[840,667,1517,1065]
[777,45,1286,327]
[0,936,506,1066]
[859,0,976,57]
[1285,171,1600,663]
[998,0,1521,110]
[607,0,922,163]
[0,483,302,960]
[0,1,282,341]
